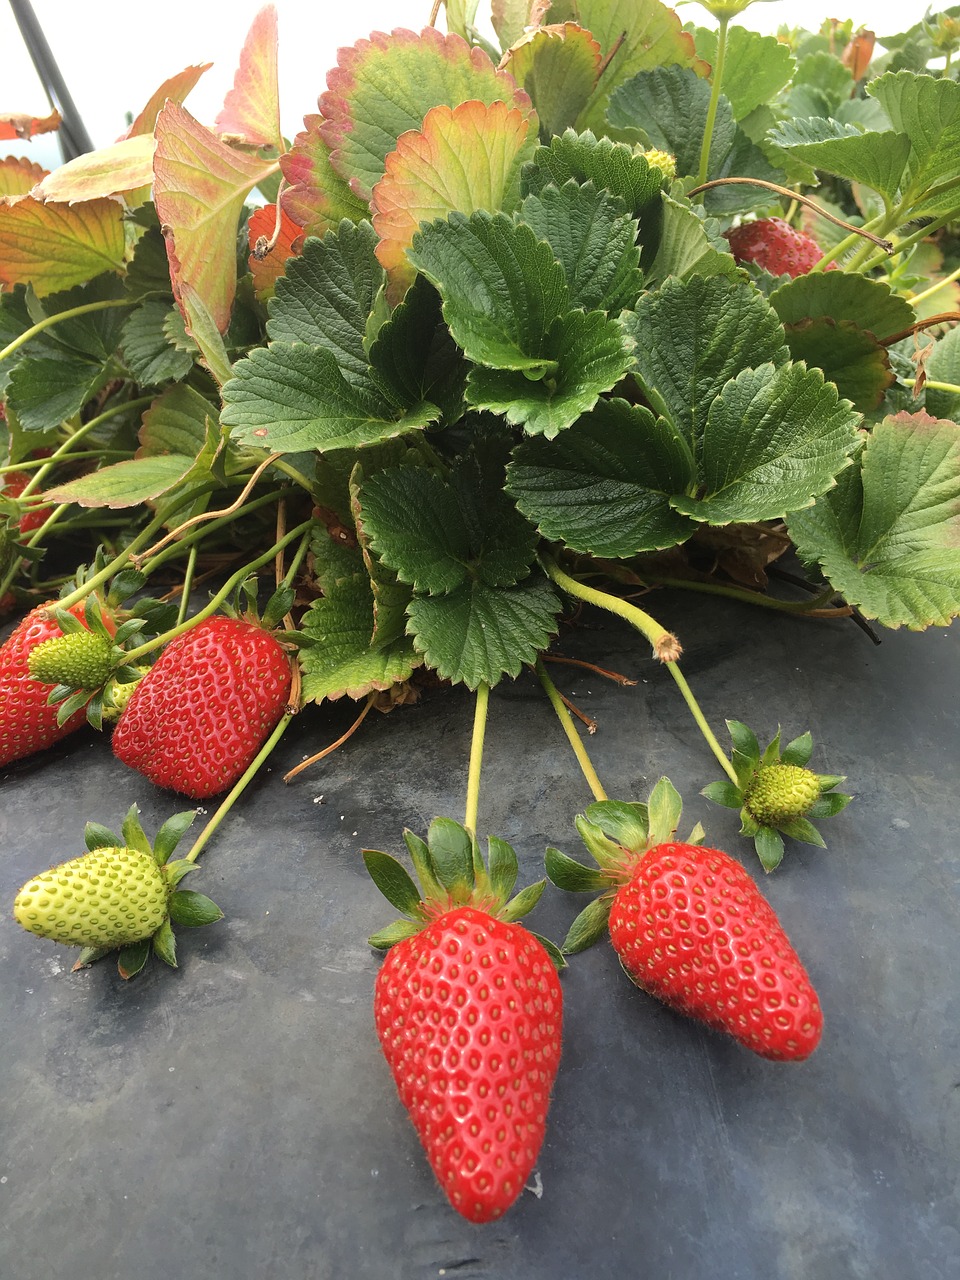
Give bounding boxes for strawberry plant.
[2,0,960,1225]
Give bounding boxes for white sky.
[0,0,935,168]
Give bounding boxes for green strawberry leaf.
[768,273,916,343]
[366,275,467,424]
[787,411,960,629]
[152,919,178,968]
[161,859,198,888]
[120,804,151,856]
[120,299,194,385]
[607,66,781,213]
[84,821,121,851]
[808,792,853,819]
[768,118,912,206]
[72,945,112,970]
[520,128,668,218]
[167,889,224,928]
[506,396,696,556]
[487,835,519,903]
[153,810,198,865]
[500,24,601,138]
[516,182,644,313]
[669,363,861,526]
[362,850,424,916]
[406,571,560,689]
[117,938,151,980]
[219,343,441,454]
[298,580,419,703]
[643,190,738,287]
[753,825,785,873]
[868,71,960,215]
[267,221,383,378]
[693,25,795,122]
[5,354,111,433]
[560,894,613,954]
[544,845,609,893]
[775,321,893,414]
[924,326,960,423]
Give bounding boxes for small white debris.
[891,818,910,829]
[1,1176,8,1185]
[352,831,358,836]
[526,1170,544,1199]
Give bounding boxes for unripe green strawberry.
[28,630,114,690]
[101,666,149,723]
[14,847,169,949]
[743,763,821,826]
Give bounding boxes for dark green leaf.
[72,945,112,970]
[777,816,827,847]
[520,128,667,217]
[362,850,423,916]
[584,800,650,853]
[544,845,608,893]
[644,192,738,287]
[754,825,785,872]
[5,355,109,433]
[120,299,194,384]
[298,580,420,703]
[726,719,760,761]
[162,859,197,888]
[427,817,476,896]
[808,792,853,819]
[403,829,443,899]
[781,731,814,767]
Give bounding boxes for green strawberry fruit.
[28,630,115,690]
[743,763,821,826]
[14,846,169,949]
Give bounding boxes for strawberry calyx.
[545,778,704,954]
[701,720,853,872]
[13,803,223,980]
[363,818,565,969]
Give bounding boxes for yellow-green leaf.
[0,197,125,295]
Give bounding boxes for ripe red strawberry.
[1,470,53,535]
[608,842,822,1061]
[0,598,116,767]
[365,820,564,1222]
[111,614,292,798]
[725,217,837,277]
[546,779,822,1061]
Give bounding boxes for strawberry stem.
[696,15,729,188]
[0,298,134,367]
[535,658,608,802]
[184,710,296,863]
[464,682,490,837]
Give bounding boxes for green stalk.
[620,570,840,615]
[176,544,200,626]
[140,488,288,575]
[122,517,315,664]
[0,298,134,366]
[464,682,490,837]
[911,263,960,306]
[901,376,960,394]
[696,16,728,187]
[535,658,607,802]
[282,528,312,589]
[542,553,739,785]
[17,397,153,499]
[183,711,296,863]
[857,205,960,275]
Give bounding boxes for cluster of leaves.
[2,1,960,834]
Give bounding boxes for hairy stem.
[464,682,490,837]
[697,16,728,187]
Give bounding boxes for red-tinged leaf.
[247,202,303,298]
[319,26,532,201]
[842,29,875,81]
[492,0,550,52]
[0,196,125,295]
[32,136,156,204]
[278,114,370,236]
[0,155,47,199]
[372,100,534,296]
[214,4,283,150]
[500,24,601,139]
[0,109,61,140]
[120,64,213,139]
[153,101,279,333]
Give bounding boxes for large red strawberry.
[546,779,822,1061]
[365,819,564,1223]
[111,614,293,798]
[725,217,837,277]
[0,598,115,767]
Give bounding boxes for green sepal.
[85,690,104,732]
[426,817,476,898]
[54,689,91,724]
[167,889,224,928]
[151,918,178,968]
[117,938,151,980]
[582,800,649,852]
[574,814,630,870]
[402,829,443,900]
[528,931,567,972]
[500,879,546,923]
[544,845,608,893]
[84,821,121,851]
[367,919,422,950]
[726,719,760,762]
[739,807,761,838]
[72,945,112,970]
[45,683,73,706]
[106,568,147,606]
[362,849,424,917]
[51,605,85,636]
[487,835,519,903]
[153,810,198,864]
[82,594,112,641]
[781,731,814,767]
[701,779,742,809]
[561,894,613,954]
[686,821,706,845]
[732,750,759,789]
[808,791,853,819]
[112,619,146,646]
[121,804,152,856]
[776,816,827,847]
[162,858,198,888]
[754,825,785,872]
[817,774,847,791]
[261,585,296,631]
[112,664,145,686]
[646,777,683,846]
[760,727,782,767]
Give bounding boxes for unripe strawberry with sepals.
[0,596,117,767]
[702,720,852,872]
[112,610,294,799]
[545,778,823,1061]
[364,818,564,1223]
[12,803,222,980]
[725,217,837,277]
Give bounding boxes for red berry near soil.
[374,905,563,1223]
[2,470,53,535]
[725,217,836,278]
[0,599,116,767]
[609,842,822,1061]
[111,615,292,799]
